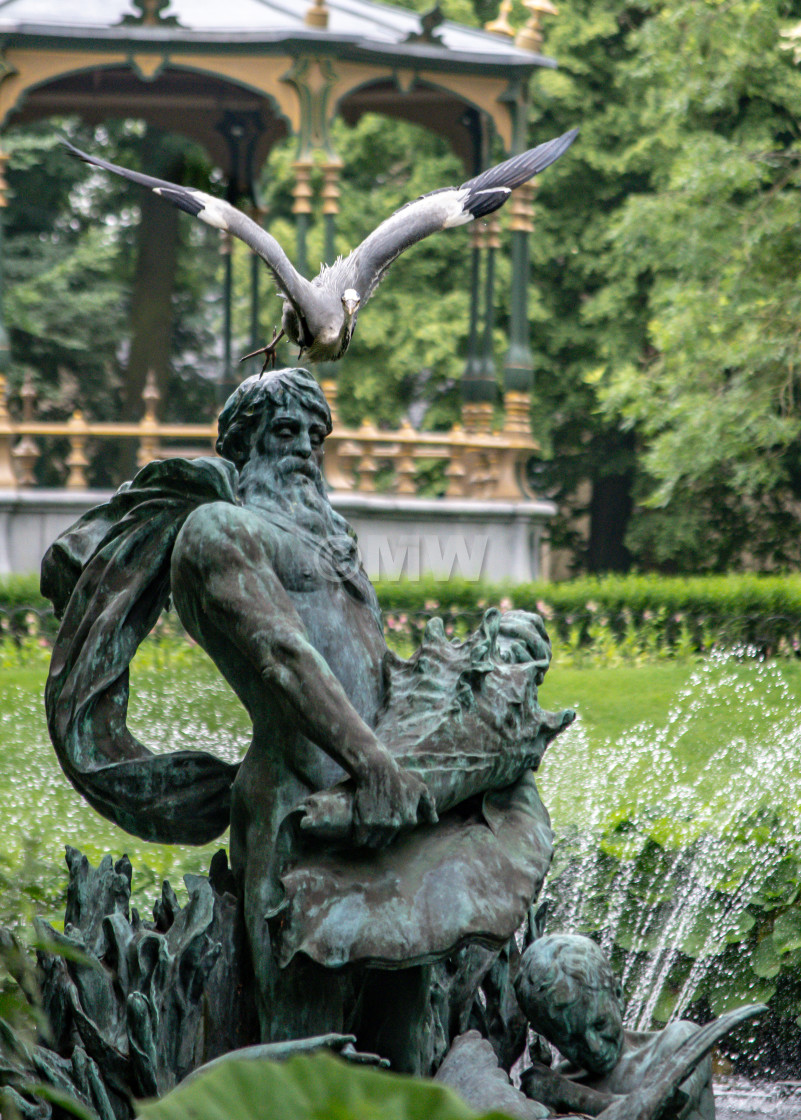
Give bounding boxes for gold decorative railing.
[0,372,538,500]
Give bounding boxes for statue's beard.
[239,453,354,545]
[237,451,380,620]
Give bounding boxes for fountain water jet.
[539,649,801,1048]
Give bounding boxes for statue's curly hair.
[216,368,332,471]
[516,934,622,1022]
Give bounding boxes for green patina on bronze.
[38,369,572,1078]
[19,369,763,1120]
[514,928,764,1120]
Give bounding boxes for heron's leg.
[239,327,285,375]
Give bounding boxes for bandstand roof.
[0,0,551,70]
[0,0,553,171]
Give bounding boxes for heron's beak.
[344,297,360,318]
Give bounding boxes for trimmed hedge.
[373,573,801,655]
[5,572,801,654]
[374,573,801,618]
[0,574,45,609]
[7,570,801,618]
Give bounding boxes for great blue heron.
[64,128,577,370]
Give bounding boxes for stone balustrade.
[0,372,540,500]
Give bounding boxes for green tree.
[3,120,221,485]
[497,0,801,573]
[597,0,801,570]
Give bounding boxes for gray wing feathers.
[463,128,578,196]
[343,189,468,302]
[62,140,314,315]
[343,128,578,303]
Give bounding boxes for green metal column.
[479,216,500,382]
[463,229,483,384]
[250,243,260,353]
[221,233,233,402]
[284,57,339,385]
[215,109,266,397]
[502,81,535,395]
[293,160,312,279]
[322,158,341,265]
[460,112,497,428]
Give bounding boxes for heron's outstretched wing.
[341,128,578,303]
[62,140,316,320]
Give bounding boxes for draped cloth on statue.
[41,457,240,845]
[41,458,573,966]
[270,772,555,970]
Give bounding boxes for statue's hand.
[352,754,438,849]
[306,1034,390,1068]
[497,611,551,682]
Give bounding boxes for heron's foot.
[239,327,285,375]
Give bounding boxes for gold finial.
[515,0,558,52]
[66,410,90,489]
[142,369,160,425]
[305,0,329,28]
[0,148,9,208]
[485,0,515,38]
[321,158,343,217]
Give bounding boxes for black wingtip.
[57,139,206,218]
[463,127,579,197]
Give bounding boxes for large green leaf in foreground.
[136,1052,513,1120]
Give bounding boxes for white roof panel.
[0,0,549,65]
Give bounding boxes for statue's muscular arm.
[172,501,435,846]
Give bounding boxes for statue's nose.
[293,431,312,456]
[586,1032,604,1055]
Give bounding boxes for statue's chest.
[272,537,325,592]
[272,539,384,719]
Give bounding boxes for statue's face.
[547,986,623,1075]
[256,399,328,481]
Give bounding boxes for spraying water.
[537,649,801,1030]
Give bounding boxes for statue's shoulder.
[614,1020,701,1084]
[177,498,287,566]
[42,456,239,618]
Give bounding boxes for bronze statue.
[40,369,573,1076]
[26,369,764,1119]
[515,930,764,1120]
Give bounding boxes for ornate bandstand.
[0,0,563,581]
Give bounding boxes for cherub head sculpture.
[515,933,624,1075]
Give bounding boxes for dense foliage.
[373,572,801,657]
[6,571,801,658]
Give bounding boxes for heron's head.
[341,288,361,319]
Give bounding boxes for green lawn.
[0,645,243,919]
[3,644,801,920]
[538,654,801,839]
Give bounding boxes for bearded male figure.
[170,370,442,1066]
[43,369,571,1075]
